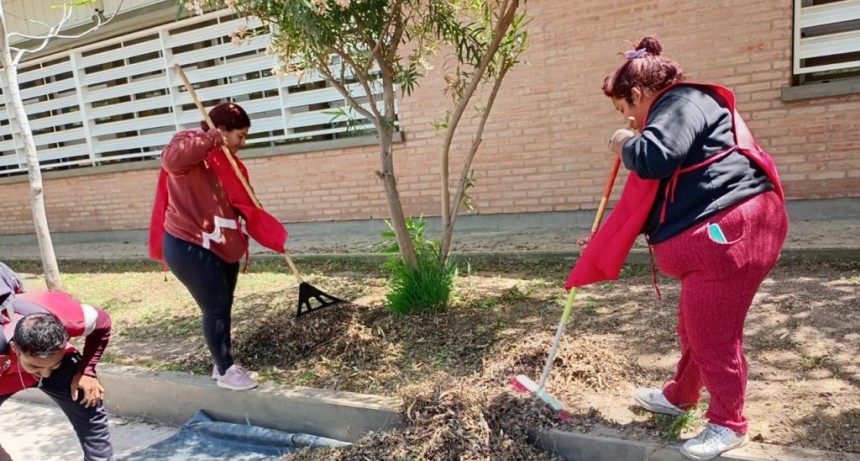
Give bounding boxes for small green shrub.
[379,216,457,314]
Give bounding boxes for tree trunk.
[438,0,520,263]
[0,5,63,290]
[374,46,418,271]
[378,126,418,271]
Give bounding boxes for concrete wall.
[0,0,858,235]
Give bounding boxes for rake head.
[294,282,345,319]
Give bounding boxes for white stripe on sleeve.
[81,304,98,336]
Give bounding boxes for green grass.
[384,249,458,314]
[584,296,600,315]
[653,405,703,442]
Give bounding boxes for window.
[0,9,387,177]
[793,0,860,84]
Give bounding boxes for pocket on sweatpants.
[705,209,744,246]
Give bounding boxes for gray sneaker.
[681,422,748,460]
[633,387,684,416]
[211,365,220,380]
[216,364,258,391]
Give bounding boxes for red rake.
[175,65,346,319]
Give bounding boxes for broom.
[510,118,632,415]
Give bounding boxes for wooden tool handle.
[175,65,262,209]
[590,156,621,235]
[283,248,303,282]
[175,64,302,281]
[590,117,634,235]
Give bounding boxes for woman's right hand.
[607,117,637,155]
[576,235,591,251]
[206,128,224,147]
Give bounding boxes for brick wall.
[1,0,858,235]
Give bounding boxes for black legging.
[162,232,239,374]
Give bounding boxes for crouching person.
[0,263,114,461]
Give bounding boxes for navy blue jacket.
[621,85,773,243]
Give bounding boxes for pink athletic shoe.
[216,364,258,391]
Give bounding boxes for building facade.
[0,0,857,236]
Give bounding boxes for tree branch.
[356,0,402,72]
[440,0,519,234]
[329,47,383,120]
[386,1,407,63]
[10,0,126,66]
[315,54,380,129]
[449,65,509,225]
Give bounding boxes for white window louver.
[793,0,860,75]
[0,9,385,176]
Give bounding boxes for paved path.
[1,397,175,461]
[0,219,857,261]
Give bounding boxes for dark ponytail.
[201,102,251,132]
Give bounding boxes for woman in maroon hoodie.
[595,36,788,460]
[152,102,258,391]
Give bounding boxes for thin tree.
[195,0,526,274]
[0,0,121,289]
[435,0,527,264]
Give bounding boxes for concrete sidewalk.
[0,199,858,262]
[1,397,175,460]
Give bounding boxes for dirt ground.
[14,254,855,459]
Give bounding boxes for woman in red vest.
[598,37,788,460]
[149,103,260,391]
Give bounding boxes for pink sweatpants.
[653,190,788,433]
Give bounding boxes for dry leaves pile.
[286,385,562,460]
[176,298,641,459]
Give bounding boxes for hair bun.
[636,36,663,56]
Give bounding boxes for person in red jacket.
[591,37,789,460]
[0,262,113,461]
[149,102,259,391]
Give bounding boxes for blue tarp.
[119,410,350,460]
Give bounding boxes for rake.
[175,65,345,319]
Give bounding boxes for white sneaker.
[681,422,749,460]
[633,387,684,416]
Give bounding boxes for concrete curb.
[534,428,860,461]
[12,364,859,460]
[12,363,403,443]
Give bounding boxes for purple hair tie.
[624,48,647,59]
